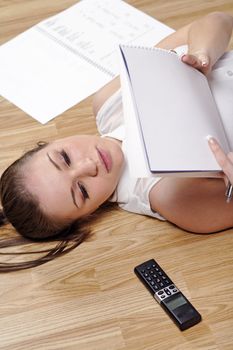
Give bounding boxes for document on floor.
[0,0,173,124]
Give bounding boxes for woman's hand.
[181,13,233,76]
[208,137,233,186]
[156,12,232,77]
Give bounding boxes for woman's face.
[24,135,124,221]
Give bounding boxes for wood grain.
[0,1,233,349]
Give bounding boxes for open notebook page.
[208,51,233,151]
[119,45,230,177]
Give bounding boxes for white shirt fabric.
[96,89,165,220]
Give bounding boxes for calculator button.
[169,285,175,289]
[164,288,171,296]
[158,291,164,295]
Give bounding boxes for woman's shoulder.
[95,87,124,137]
[92,77,121,117]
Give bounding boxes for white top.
[96,89,165,220]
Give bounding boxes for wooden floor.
[1,1,233,349]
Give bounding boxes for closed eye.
[78,182,89,199]
[60,149,71,166]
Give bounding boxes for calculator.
[134,259,202,331]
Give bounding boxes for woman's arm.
[156,12,233,52]
[92,12,233,115]
[149,12,233,233]
[149,177,233,234]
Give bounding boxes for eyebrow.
[47,153,79,209]
[47,153,62,171]
[71,187,79,208]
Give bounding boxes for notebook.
[119,45,233,177]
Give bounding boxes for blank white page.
[120,46,230,175]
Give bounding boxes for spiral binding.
[35,26,115,78]
[120,44,178,56]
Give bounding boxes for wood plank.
[0,1,233,349]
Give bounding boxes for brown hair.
[0,143,90,272]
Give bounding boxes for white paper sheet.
[119,47,151,178]
[0,0,173,124]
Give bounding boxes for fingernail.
[206,135,215,143]
[180,54,185,60]
[202,60,208,67]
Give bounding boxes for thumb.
[191,51,211,75]
[196,52,209,69]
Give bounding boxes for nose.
[71,158,97,178]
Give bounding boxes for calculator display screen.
[165,294,187,310]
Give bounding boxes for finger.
[227,152,233,163]
[196,53,210,75]
[181,54,198,66]
[208,137,233,183]
[181,53,210,75]
[196,53,209,68]
[223,174,229,187]
[208,137,227,167]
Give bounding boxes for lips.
[96,147,112,172]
